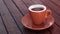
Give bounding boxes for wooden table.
[0,0,60,34]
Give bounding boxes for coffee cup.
[28,4,51,25]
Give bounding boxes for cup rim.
[28,4,46,12]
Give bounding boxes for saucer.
[21,14,54,30]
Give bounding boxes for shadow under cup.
[28,4,47,25]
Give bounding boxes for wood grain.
[12,0,28,15]
[1,0,22,34]
[0,2,7,33]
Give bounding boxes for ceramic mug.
[28,4,51,25]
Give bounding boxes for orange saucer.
[22,14,54,30]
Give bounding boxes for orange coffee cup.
[28,4,51,25]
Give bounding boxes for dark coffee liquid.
[32,8,43,11]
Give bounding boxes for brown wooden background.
[0,0,60,34]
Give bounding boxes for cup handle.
[45,10,52,18]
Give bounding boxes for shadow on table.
[23,25,54,34]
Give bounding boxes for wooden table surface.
[0,0,60,34]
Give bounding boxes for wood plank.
[1,0,21,34]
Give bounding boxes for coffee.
[32,8,44,11]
